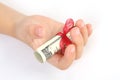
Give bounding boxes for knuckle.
[58,65,70,70]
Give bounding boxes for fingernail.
[81,22,85,27]
[75,27,80,35]
[71,45,75,53]
[79,20,85,28]
[35,28,42,37]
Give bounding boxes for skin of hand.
[0,3,92,70]
[14,15,92,70]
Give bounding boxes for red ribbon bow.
[57,18,74,53]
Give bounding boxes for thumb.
[28,24,44,39]
[28,24,45,50]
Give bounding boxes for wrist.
[0,3,26,38]
[13,13,26,38]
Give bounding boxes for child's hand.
[15,15,92,70]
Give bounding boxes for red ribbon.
[57,18,74,53]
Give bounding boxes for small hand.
[15,15,92,70]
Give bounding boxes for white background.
[0,0,120,80]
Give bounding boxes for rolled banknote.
[34,32,71,63]
[34,18,74,63]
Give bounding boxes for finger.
[86,24,93,37]
[48,44,75,70]
[70,27,84,59]
[75,20,88,45]
[57,44,75,70]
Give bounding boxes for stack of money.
[34,19,74,63]
[34,32,71,63]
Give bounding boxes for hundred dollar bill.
[34,32,71,63]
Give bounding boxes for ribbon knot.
[57,18,74,53]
